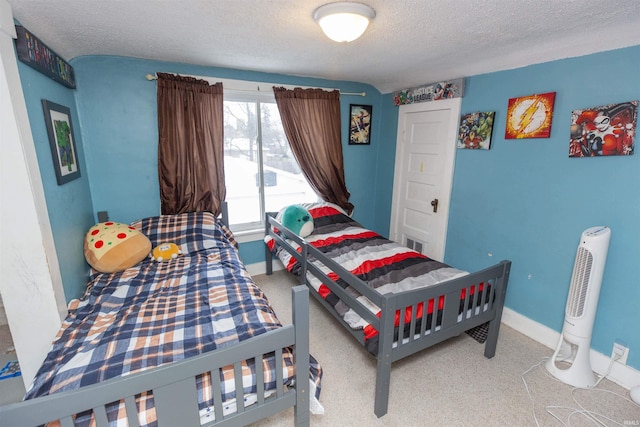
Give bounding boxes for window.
[223,92,318,233]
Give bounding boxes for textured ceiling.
[7,0,640,93]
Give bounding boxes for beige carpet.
[0,324,24,407]
[250,271,640,426]
[0,324,14,355]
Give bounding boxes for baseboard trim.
[246,261,639,390]
[245,261,282,278]
[502,307,639,390]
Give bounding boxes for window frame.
[191,76,325,239]
[223,91,274,235]
[223,85,318,238]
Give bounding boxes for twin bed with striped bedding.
[1,211,321,427]
[265,202,511,418]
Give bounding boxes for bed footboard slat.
[419,299,429,337]
[275,348,284,399]
[234,362,246,413]
[468,285,478,318]
[488,280,497,312]
[210,368,224,421]
[256,355,265,405]
[124,395,141,427]
[92,405,109,427]
[408,303,418,344]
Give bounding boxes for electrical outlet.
[612,339,629,365]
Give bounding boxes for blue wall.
[16,56,94,301]
[371,92,399,235]
[446,45,640,369]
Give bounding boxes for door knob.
[431,198,439,213]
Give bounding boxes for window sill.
[233,228,265,244]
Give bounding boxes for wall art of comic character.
[569,100,637,157]
[457,111,495,150]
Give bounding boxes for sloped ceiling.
[7,0,640,93]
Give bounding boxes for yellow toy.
[151,242,182,262]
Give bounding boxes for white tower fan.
[546,226,611,388]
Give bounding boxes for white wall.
[0,0,67,388]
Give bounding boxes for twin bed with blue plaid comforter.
[23,211,321,426]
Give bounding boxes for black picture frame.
[42,100,81,185]
[349,104,372,145]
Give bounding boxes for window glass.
[224,100,260,227]
[224,98,317,231]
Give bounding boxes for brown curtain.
[156,73,225,216]
[273,87,354,215]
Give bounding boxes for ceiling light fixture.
[313,2,376,43]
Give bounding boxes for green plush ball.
[281,205,314,237]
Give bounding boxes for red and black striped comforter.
[265,203,492,355]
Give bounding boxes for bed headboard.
[219,201,229,228]
[94,202,229,227]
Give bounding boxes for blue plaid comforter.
[25,212,321,426]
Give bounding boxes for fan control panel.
[583,226,609,237]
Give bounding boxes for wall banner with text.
[393,78,465,106]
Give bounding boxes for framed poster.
[569,100,637,157]
[393,78,465,106]
[15,25,76,89]
[42,100,81,185]
[505,92,556,139]
[349,104,372,145]
[457,111,495,149]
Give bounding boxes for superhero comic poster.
[505,92,556,139]
[457,111,495,150]
[569,100,637,157]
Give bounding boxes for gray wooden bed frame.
[0,203,313,427]
[265,212,512,418]
[0,285,311,427]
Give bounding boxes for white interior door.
[389,98,461,262]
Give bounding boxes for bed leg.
[484,320,500,358]
[374,297,396,418]
[484,296,506,358]
[265,241,273,276]
[484,261,511,359]
[374,359,392,418]
[292,285,310,426]
[265,213,274,275]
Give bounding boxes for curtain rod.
[145,73,366,97]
